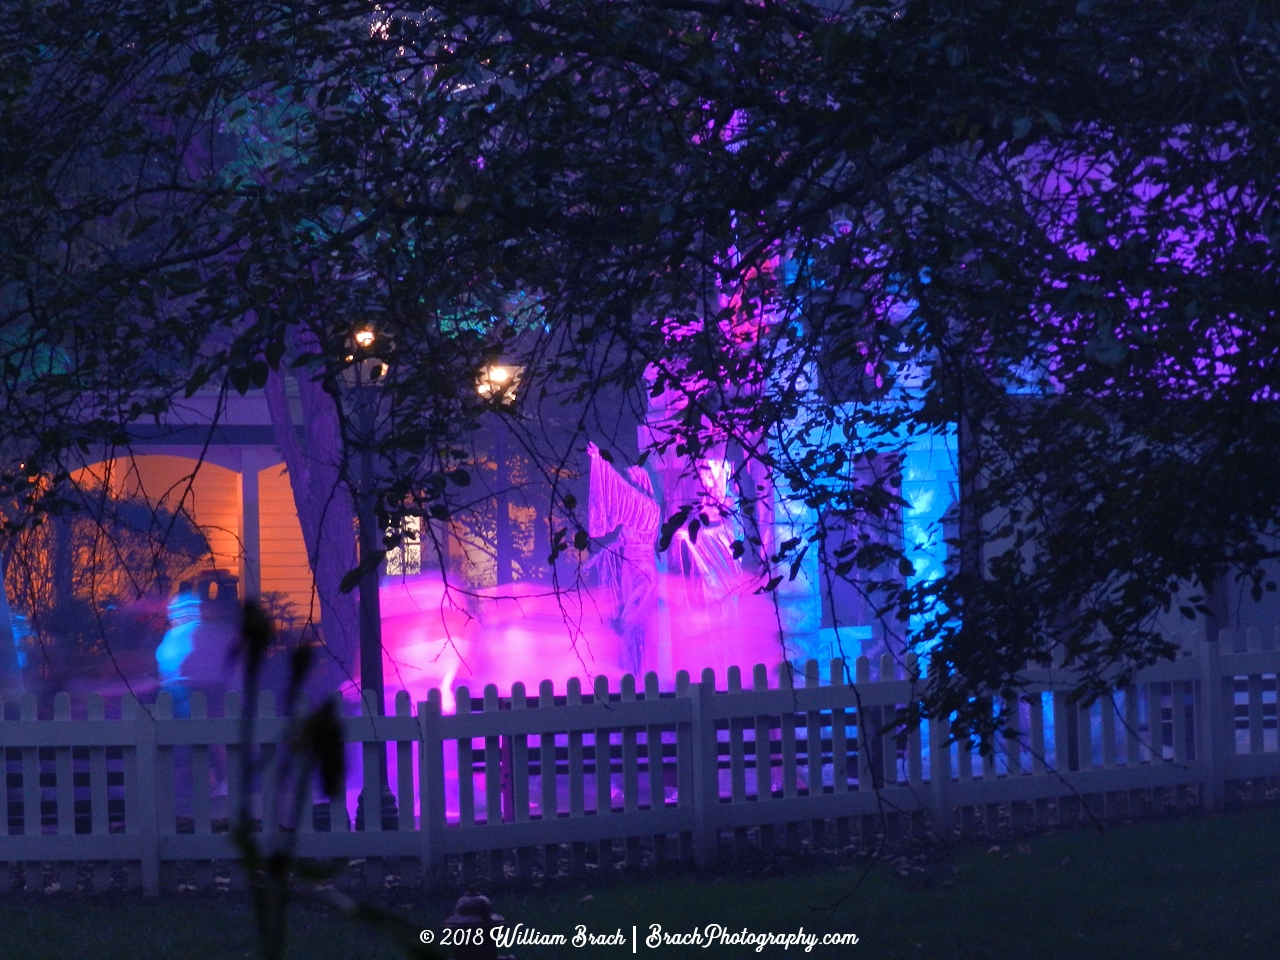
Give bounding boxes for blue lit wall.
[806,401,957,666]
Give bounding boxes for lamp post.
[348,326,386,711]
[346,325,396,830]
[477,364,521,586]
[477,362,521,823]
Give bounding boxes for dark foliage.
[2,0,1278,743]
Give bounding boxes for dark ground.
[2,803,1279,959]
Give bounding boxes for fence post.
[688,671,719,869]
[360,690,382,834]
[418,690,446,889]
[125,696,160,897]
[1197,630,1226,811]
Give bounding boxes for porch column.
[239,449,264,601]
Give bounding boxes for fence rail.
[3,628,1279,895]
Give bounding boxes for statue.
[587,441,659,675]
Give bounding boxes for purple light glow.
[360,570,792,714]
[339,572,794,823]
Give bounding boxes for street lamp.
[477,364,521,585]
[476,363,520,402]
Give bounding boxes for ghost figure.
[156,575,241,720]
[155,587,201,716]
[674,456,743,599]
[587,442,660,675]
[638,370,744,605]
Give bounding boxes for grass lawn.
[2,806,1278,959]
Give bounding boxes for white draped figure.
[587,442,659,675]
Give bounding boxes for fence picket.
[727,670,747,865]
[1052,692,1070,774]
[778,664,800,849]
[1172,680,1189,766]
[1101,693,1118,769]
[511,682,531,824]
[189,693,211,835]
[780,664,798,802]
[539,681,558,823]
[675,670,693,863]
[1052,692,1076,823]
[1004,694,1022,778]
[644,672,667,863]
[620,675,640,816]
[539,680,559,876]
[803,661,825,846]
[1248,672,1265,755]
[593,675,613,870]
[752,665,773,805]
[483,684,504,878]
[155,693,176,893]
[223,691,243,845]
[927,663,950,837]
[1027,691,1051,827]
[53,693,75,893]
[882,655,901,790]
[906,656,923,791]
[483,685,502,830]
[1029,692,1046,775]
[621,675,641,867]
[830,659,849,797]
[852,657,872,793]
[87,694,110,893]
[17,692,40,893]
[567,677,586,874]
[689,670,718,868]
[455,687,475,830]
[510,682,533,878]
[396,691,415,834]
[1144,680,1165,811]
[21,692,39,853]
[187,692,213,893]
[1124,686,1142,767]
[980,696,998,834]
[727,665,746,815]
[1078,698,1095,772]
[418,689,445,888]
[1198,634,1226,810]
[1099,692,1119,818]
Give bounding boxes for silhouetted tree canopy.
[2,0,1279,741]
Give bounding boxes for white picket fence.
[2,628,1278,895]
